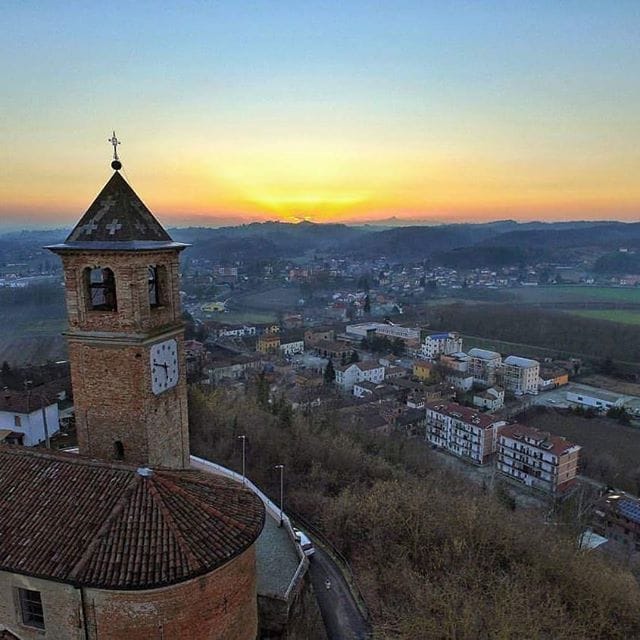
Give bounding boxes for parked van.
[293,527,315,557]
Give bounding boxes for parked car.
[293,527,315,557]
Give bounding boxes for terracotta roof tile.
[0,447,264,590]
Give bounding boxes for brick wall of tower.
[69,336,189,468]
[60,250,182,334]
[84,546,258,640]
[59,248,190,469]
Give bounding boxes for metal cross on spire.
[108,131,122,170]
[108,131,121,161]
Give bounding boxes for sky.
[1,1,639,228]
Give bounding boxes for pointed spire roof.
[47,171,187,252]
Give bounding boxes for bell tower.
[47,140,190,468]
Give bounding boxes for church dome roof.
[0,447,265,590]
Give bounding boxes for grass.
[566,309,640,326]
[214,310,278,324]
[512,286,640,304]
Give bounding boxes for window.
[14,415,21,427]
[148,265,167,308]
[148,266,160,307]
[18,588,44,629]
[113,440,125,460]
[86,267,117,311]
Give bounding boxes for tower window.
[148,266,160,307]
[114,440,125,460]
[86,267,117,311]
[18,588,45,629]
[148,265,167,308]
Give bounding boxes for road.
[308,546,371,640]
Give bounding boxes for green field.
[567,309,640,326]
[214,310,278,324]
[512,285,640,304]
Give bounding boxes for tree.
[364,295,371,314]
[256,372,270,407]
[340,352,347,366]
[349,350,360,363]
[324,359,336,385]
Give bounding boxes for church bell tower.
[47,136,190,468]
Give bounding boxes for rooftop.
[468,348,502,360]
[499,423,580,457]
[426,401,502,429]
[0,388,56,414]
[503,355,539,368]
[0,447,264,590]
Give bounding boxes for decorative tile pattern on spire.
[66,172,172,243]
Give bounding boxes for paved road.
[308,546,371,640]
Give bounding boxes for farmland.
[511,285,640,305]
[566,309,640,326]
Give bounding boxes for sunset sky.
[1,1,639,228]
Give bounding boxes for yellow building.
[257,334,281,354]
[413,360,436,382]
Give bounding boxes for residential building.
[444,371,474,392]
[279,340,304,357]
[593,491,640,552]
[303,327,335,346]
[312,340,352,361]
[473,387,505,411]
[425,402,506,465]
[257,334,281,354]
[468,348,502,385]
[497,424,580,494]
[413,360,436,381]
[420,332,463,360]
[335,361,385,391]
[0,390,59,447]
[499,355,540,395]
[439,352,470,373]
[539,366,570,391]
[208,354,264,383]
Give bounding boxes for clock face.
[150,339,179,395]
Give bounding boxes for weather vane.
[108,131,122,170]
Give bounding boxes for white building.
[425,401,506,465]
[279,340,305,357]
[500,356,540,395]
[335,361,386,391]
[566,387,625,412]
[0,390,60,446]
[473,387,505,411]
[346,322,419,342]
[421,332,463,360]
[468,348,502,385]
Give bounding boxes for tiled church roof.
[0,447,265,590]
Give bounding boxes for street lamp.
[238,435,247,486]
[274,464,285,527]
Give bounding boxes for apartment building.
[420,332,463,360]
[500,355,540,395]
[497,424,580,494]
[468,348,502,385]
[425,402,506,465]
